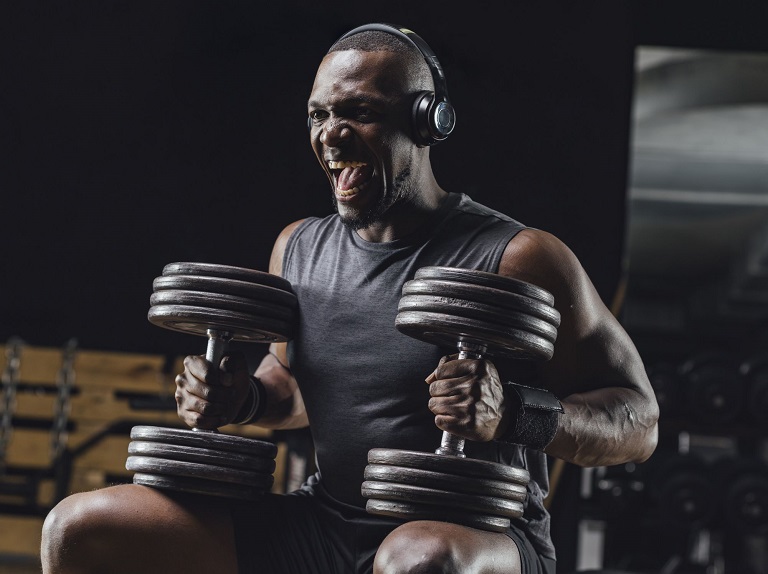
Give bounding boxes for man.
[41,24,659,574]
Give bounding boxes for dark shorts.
[231,473,556,574]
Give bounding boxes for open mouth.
[328,160,374,197]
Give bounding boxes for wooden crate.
[0,344,280,559]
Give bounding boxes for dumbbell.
[681,353,746,426]
[126,262,297,500]
[714,456,768,535]
[362,266,560,532]
[740,357,768,427]
[650,453,716,529]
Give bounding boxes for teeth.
[328,160,367,169]
[337,186,360,197]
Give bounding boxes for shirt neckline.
[346,192,464,252]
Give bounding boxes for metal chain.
[50,338,78,463]
[0,337,25,475]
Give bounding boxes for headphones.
[313,23,456,147]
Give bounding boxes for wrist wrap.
[234,376,267,425]
[498,382,563,450]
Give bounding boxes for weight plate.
[686,367,747,425]
[128,441,276,473]
[147,305,294,342]
[414,267,554,306]
[365,499,510,533]
[130,426,278,458]
[658,473,715,526]
[402,279,560,327]
[126,456,274,487]
[361,480,523,518]
[150,290,295,322]
[132,472,267,500]
[368,449,530,485]
[364,464,527,501]
[395,310,554,361]
[153,275,298,309]
[162,262,293,293]
[724,474,768,533]
[397,294,558,343]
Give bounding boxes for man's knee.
[41,489,117,572]
[374,522,461,574]
[41,484,238,574]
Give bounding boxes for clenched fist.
[174,352,252,429]
[425,354,510,442]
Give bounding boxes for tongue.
[337,165,372,191]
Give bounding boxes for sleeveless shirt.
[282,192,555,559]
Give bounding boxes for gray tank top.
[283,192,555,559]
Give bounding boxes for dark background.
[3,1,766,357]
[3,2,767,357]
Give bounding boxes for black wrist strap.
[497,382,563,450]
[234,376,267,425]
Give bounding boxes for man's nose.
[319,117,352,146]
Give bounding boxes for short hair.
[328,30,415,55]
[327,30,431,89]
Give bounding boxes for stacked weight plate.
[127,426,278,500]
[362,266,560,532]
[362,448,530,532]
[128,262,297,499]
[395,266,560,361]
[147,261,297,344]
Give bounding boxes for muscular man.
[41,24,659,574]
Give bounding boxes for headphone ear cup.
[411,90,455,147]
[411,91,436,146]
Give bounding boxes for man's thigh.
[231,491,344,574]
[231,488,402,574]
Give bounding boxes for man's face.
[307,50,419,231]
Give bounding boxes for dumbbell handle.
[434,343,487,458]
[205,328,233,365]
[191,329,234,434]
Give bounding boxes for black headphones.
[316,23,456,147]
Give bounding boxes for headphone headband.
[332,23,456,146]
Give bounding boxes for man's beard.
[334,168,411,231]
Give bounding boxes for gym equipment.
[740,357,768,427]
[0,337,24,476]
[50,338,77,462]
[725,470,768,534]
[126,262,297,499]
[681,353,746,426]
[362,266,560,532]
[715,456,768,535]
[651,453,716,528]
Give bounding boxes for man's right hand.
[174,352,252,430]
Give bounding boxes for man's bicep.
[499,229,647,397]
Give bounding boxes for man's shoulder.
[451,193,519,225]
[281,213,346,255]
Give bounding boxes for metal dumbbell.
[126,262,297,499]
[362,266,560,532]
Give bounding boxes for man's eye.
[352,108,376,122]
[310,111,328,124]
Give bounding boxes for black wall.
[2,1,646,356]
